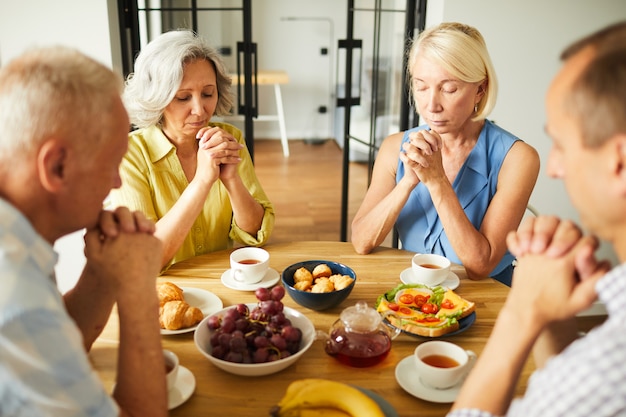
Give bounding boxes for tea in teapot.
[324,301,400,367]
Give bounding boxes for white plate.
[220,268,280,291]
[169,365,195,410]
[395,356,462,403]
[161,287,223,335]
[400,268,460,290]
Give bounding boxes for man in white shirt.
[0,47,167,416]
[448,21,626,417]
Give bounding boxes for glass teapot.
[324,301,401,367]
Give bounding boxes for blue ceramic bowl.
[281,260,356,311]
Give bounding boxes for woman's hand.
[401,130,446,185]
[195,126,243,184]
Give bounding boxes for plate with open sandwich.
[375,283,475,338]
[158,282,223,335]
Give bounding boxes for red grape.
[207,315,221,330]
[253,347,270,363]
[270,334,287,351]
[255,287,271,301]
[220,318,236,334]
[254,336,270,348]
[270,285,285,301]
[281,325,302,343]
[235,303,249,316]
[208,299,304,364]
[229,335,247,353]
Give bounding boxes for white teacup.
[230,247,270,285]
[163,349,179,391]
[414,341,476,389]
[409,253,451,286]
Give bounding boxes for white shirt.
[448,263,626,417]
[0,198,118,417]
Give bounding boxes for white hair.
[123,30,234,128]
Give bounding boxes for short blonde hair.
[0,46,122,159]
[123,30,234,128]
[408,22,498,121]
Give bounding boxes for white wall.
[0,0,121,292]
[427,0,626,264]
[0,0,121,71]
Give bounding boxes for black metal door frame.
[336,0,426,243]
[117,0,258,159]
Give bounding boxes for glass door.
[117,0,259,157]
[336,0,426,242]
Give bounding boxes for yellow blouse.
[107,122,275,271]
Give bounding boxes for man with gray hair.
[0,46,167,416]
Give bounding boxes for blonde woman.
[351,22,539,285]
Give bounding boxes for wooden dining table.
[89,241,604,416]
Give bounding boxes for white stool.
[227,70,290,157]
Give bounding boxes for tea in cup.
[230,247,270,285]
[410,253,451,286]
[163,349,179,391]
[414,341,476,389]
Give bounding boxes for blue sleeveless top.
[395,120,518,285]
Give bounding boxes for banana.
[273,408,350,417]
[270,378,385,417]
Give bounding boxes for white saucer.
[395,356,462,403]
[169,366,195,410]
[220,268,280,291]
[399,268,460,290]
[161,287,223,336]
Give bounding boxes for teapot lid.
[340,301,381,333]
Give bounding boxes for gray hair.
[123,30,234,128]
[0,46,122,159]
[408,22,498,121]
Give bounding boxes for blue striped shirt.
[0,198,118,417]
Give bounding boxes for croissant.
[157,282,184,306]
[159,300,203,330]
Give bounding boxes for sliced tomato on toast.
[375,283,475,337]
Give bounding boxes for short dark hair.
[561,21,626,147]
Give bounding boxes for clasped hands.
[400,130,445,185]
[83,207,162,293]
[196,126,244,182]
[505,216,610,326]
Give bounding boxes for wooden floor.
[253,139,375,244]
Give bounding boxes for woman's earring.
[474,104,478,113]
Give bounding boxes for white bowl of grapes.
[194,286,316,376]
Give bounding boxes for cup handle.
[233,268,245,282]
[465,350,478,371]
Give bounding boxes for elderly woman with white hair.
[351,22,539,286]
[109,29,274,271]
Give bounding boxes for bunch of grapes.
[206,286,303,364]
